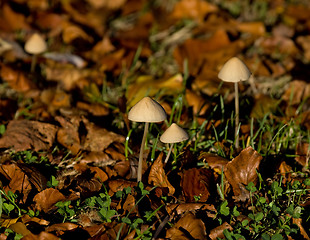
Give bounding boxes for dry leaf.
[295,142,309,167]
[198,152,229,174]
[108,179,137,194]
[166,212,206,240]
[9,222,31,236]
[224,146,262,201]
[148,152,175,195]
[167,203,216,218]
[46,222,79,233]
[0,120,58,151]
[0,164,32,201]
[292,218,310,240]
[209,222,233,240]
[0,4,30,31]
[33,188,66,213]
[22,231,59,240]
[170,0,218,23]
[180,168,214,202]
[0,64,37,92]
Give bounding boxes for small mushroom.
[128,96,167,182]
[160,123,189,164]
[218,57,251,149]
[24,33,47,73]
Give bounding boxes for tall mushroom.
[24,33,47,73]
[218,57,251,149]
[128,97,167,182]
[160,123,189,164]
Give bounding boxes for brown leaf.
[22,231,59,240]
[166,212,206,240]
[0,64,37,92]
[209,222,233,240]
[167,203,216,218]
[198,152,229,174]
[224,146,262,201]
[76,102,109,117]
[180,168,214,202]
[292,218,310,240]
[0,164,32,201]
[170,0,218,23]
[83,121,125,152]
[108,179,137,194]
[0,4,30,31]
[295,142,309,167]
[236,22,265,36]
[9,222,31,236]
[0,120,58,151]
[46,222,79,233]
[62,22,93,44]
[33,188,66,213]
[56,116,81,154]
[148,152,175,195]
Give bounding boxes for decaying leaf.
[198,152,229,174]
[180,168,214,202]
[209,222,233,240]
[167,203,216,218]
[166,212,207,240]
[224,146,262,201]
[292,218,310,240]
[33,188,66,213]
[0,163,32,201]
[295,142,309,167]
[0,119,58,151]
[148,152,175,195]
[0,64,37,92]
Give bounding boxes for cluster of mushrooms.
[128,57,251,182]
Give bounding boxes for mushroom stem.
[234,82,239,149]
[164,143,174,164]
[137,122,149,182]
[30,54,37,73]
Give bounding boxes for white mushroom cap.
[128,97,167,123]
[218,57,251,83]
[24,33,47,55]
[160,123,189,143]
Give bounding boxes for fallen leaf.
[166,212,207,240]
[0,120,58,151]
[295,142,309,167]
[9,222,31,236]
[0,164,31,201]
[180,168,214,202]
[76,102,109,117]
[148,152,175,195]
[0,4,30,31]
[236,22,265,36]
[22,231,59,240]
[33,188,66,213]
[0,64,37,92]
[198,152,229,174]
[224,146,262,201]
[292,218,310,240]
[108,179,137,194]
[170,0,218,24]
[46,222,79,233]
[62,22,93,44]
[209,222,233,240]
[167,203,216,218]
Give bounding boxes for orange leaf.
[33,188,66,213]
[148,152,175,195]
[224,147,262,201]
[166,212,206,240]
[180,168,214,202]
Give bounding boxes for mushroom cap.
[128,96,167,123]
[24,33,47,54]
[160,123,189,143]
[218,57,251,83]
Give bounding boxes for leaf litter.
[0,0,309,239]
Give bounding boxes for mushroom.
[24,33,47,73]
[218,57,251,149]
[128,96,167,182]
[160,123,189,164]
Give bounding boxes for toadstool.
[218,57,251,149]
[160,123,189,164]
[128,96,167,182]
[24,33,47,73]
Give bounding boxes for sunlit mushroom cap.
[128,97,167,123]
[24,33,47,54]
[218,57,251,83]
[160,123,189,143]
